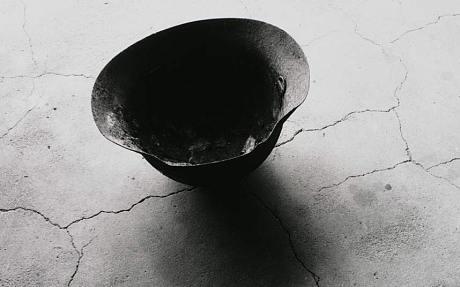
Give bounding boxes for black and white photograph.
[1,1,460,286]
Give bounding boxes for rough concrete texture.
[1,0,460,286]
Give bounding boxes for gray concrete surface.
[1,0,460,286]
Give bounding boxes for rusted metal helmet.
[92,18,309,185]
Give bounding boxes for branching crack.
[11,2,94,81]
[278,28,408,149]
[419,158,460,190]
[387,52,412,163]
[392,108,459,191]
[0,186,195,285]
[353,22,385,52]
[0,206,81,285]
[424,169,460,190]
[249,192,321,287]
[67,235,96,287]
[390,13,460,43]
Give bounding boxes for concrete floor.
[1,0,460,286]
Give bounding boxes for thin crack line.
[300,31,339,48]
[349,13,394,61]
[412,158,460,190]
[275,105,399,148]
[0,81,37,139]
[0,72,94,80]
[353,22,386,52]
[249,192,321,287]
[427,157,460,171]
[392,58,408,103]
[424,169,460,190]
[390,13,460,43]
[0,71,93,140]
[1,186,195,285]
[63,186,196,228]
[66,230,81,287]
[390,54,412,161]
[393,109,412,160]
[0,187,196,229]
[277,31,408,149]
[389,110,458,191]
[67,236,96,287]
[317,160,411,193]
[0,205,64,229]
[388,56,460,191]
[407,161,460,191]
[21,0,37,67]
[34,72,94,79]
[0,205,81,284]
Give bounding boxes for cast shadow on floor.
[152,164,318,286]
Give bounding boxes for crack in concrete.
[0,189,195,230]
[278,25,408,149]
[424,168,460,190]
[383,55,453,194]
[0,186,195,285]
[21,0,37,67]
[394,110,460,190]
[0,72,94,80]
[392,57,408,101]
[336,6,390,57]
[394,109,412,160]
[353,22,385,50]
[0,80,37,139]
[67,236,96,287]
[0,207,81,286]
[317,160,411,193]
[249,192,321,287]
[0,205,64,229]
[344,34,460,192]
[0,71,93,139]
[64,186,196,229]
[275,105,399,148]
[385,50,412,163]
[388,115,459,190]
[427,157,460,171]
[66,231,82,287]
[390,13,460,43]
[301,31,339,48]
[5,3,458,286]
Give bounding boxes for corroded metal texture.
[92,18,309,185]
